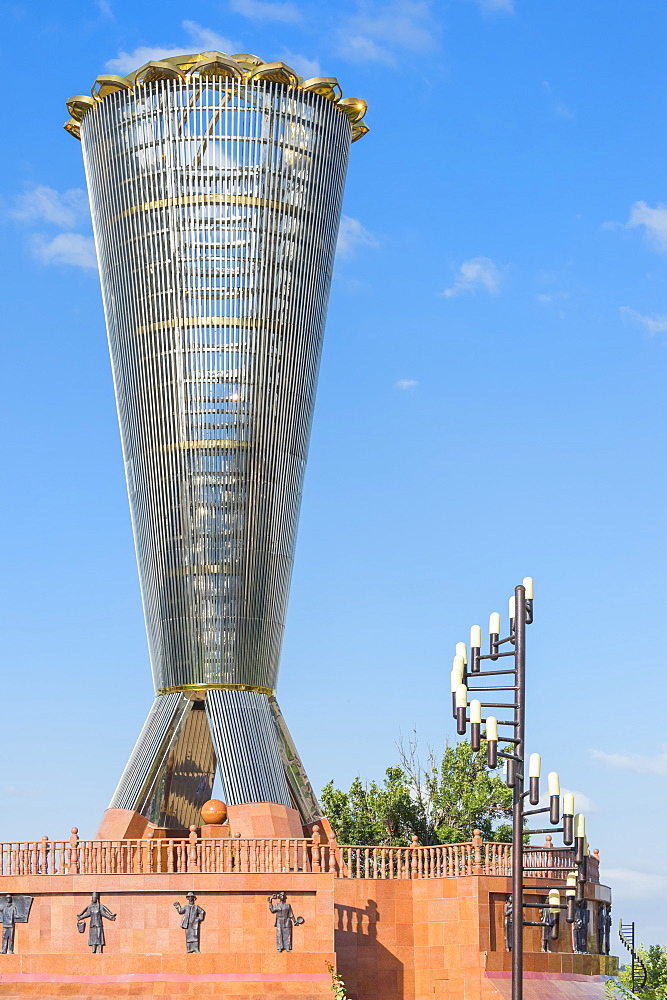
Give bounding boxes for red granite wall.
[0,871,617,1000]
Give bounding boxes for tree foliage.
[320,737,512,847]
[618,944,667,1000]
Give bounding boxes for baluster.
[39,836,49,874]
[187,826,199,873]
[472,829,482,874]
[328,831,339,877]
[311,824,321,873]
[410,838,419,879]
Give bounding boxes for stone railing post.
[69,827,80,875]
[472,829,483,873]
[328,831,339,877]
[188,825,200,873]
[39,836,49,875]
[410,835,420,879]
[311,823,321,873]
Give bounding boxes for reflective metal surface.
[64,50,369,144]
[79,72,353,815]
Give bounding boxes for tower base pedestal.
[0,860,617,1000]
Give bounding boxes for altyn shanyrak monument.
[67,51,367,841]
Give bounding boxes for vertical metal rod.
[511,584,526,1000]
[631,922,635,993]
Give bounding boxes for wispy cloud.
[536,787,596,814]
[562,788,596,813]
[537,291,570,305]
[620,306,667,335]
[466,0,514,13]
[602,869,667,900]
[280,51,320,77]
[229,0,301,23]
[442,256,502,297]
[542,81,574,120]
[96,0,114,18]
[336,215,379,258]
[12,186,89,229]
[625,200,667,251]
[11,185,96,270]
[396,379,418,389]
[106,21,239,74]
[337,1,435,65]
[33,233,98,270]
[3,784,45,798]
[591,744,667,776]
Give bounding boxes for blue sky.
[2,0,667,942]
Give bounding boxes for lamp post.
[451,580,588,1000]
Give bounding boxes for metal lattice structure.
[68,53,366,827]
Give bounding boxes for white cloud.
[11,186,97,270]
[542,81,574,120]
[33,233,98,270]
[280,52,320,78]
[591,744,667,776]
[626,200,667,251]
[396,379,418,389]
[230,0,301,23]
[602,869,667,900]
[336,215,379,258]
[337,1,435,64]
[12,186,89,230]
[106,21,239,75]
[620,306,667,335]
[535,787,596,814]
[467,0,514,12]
[96,0,114,18]
[561,788,596,813]
[3,784,45,797]
[537,291,570,305]
[442,256,502,297]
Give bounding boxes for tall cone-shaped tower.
[65,52,368,833]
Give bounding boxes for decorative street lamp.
[451,580,589,1000]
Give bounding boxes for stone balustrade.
[0,827,599,881]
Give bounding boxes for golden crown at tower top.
[64,50,369,143]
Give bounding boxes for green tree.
[417,739,513,844]
[619,944,667,1000]
[320,767,418,847]
[320,737,513,846]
